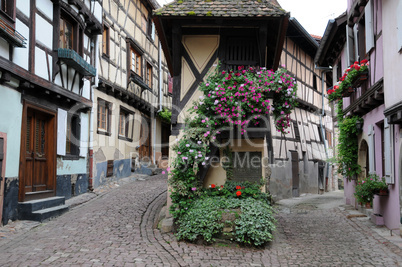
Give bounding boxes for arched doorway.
[358,139,369,180]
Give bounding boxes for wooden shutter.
[367,125,375,174]
[346,25,355,66]
[365,0,375,53]
[384,119,394,184]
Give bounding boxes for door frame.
[0,132,7,224]
[18,101,57,202]
[139,115,152,160]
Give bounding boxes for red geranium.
[211,184,216,188]
[236,190,241,197]
[236,185,241,190]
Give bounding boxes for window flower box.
[58,48,96,77]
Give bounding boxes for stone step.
[30,205,69,222]
[18,196,66,213]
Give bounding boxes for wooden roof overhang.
[314,13,347,67]
[153,14,289,75]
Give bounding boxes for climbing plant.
[168,64,298,219]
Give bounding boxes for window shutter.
[365,0,375,53]
[57,108,67,156]
[398,2,402,52]
[80,112,89,157]
[367,124,375,174]
[353,24,359,61]
[151,22,155,40]
[384,119,394,184]
[346,25,355,65]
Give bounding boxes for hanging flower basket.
[352,70,369,88]
[342,86,354,97]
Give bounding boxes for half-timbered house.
[270,17,334,199]
[92,0,171,188]
[0,0,102,224]
[153,0,335,205]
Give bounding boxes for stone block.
[160,217,174,233]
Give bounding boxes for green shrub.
[175,196,276,246]
[234,198,276,246]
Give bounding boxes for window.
[102,25,110,57]
[293,122,300,142]
[66,114,80,156]
[59,14,83,55]
[97,99,111,135]
[326,130,332,147]
[118,107,133,141]
[146,62,152,88]
[60,17,74,50]
[130,46,142,76]
[0,0,15,20]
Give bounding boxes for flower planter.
[378,189,389,196]
[365,202,371,209]
[352,70,369,88]
[342,86,354,97]
[371,214,384,226]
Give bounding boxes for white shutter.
[384,119,394,184]
[332,63,338,83]
[346,25,355,65]
[80,112,89,157]
[353,24,359,61]
[151,22,155,41]
[367,124,375,174]
[365,0,375,53]
[57,108,67,156]
[398,1,402,52]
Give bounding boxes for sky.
[155,0,347,37]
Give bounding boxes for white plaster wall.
[0,86,22,177]
[13,19,29,70]
[0,38,10,59]
[36,0,53,22]
[34,47,50,80]
[16,0,30,17]
[35,14,53,50]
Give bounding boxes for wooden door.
[139,116,151,160]
[291,151,299,197]
[19,104,56,202]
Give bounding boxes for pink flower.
[162,171,166,174]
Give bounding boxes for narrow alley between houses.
[0,174,400,267]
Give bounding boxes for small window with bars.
[293,122,301,142]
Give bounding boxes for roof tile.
[154,0,287,18]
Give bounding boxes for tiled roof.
[310,34,322,40]
[154,0,287,18]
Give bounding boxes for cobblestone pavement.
[0,176,401,266]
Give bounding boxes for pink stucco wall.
[344,178,357,207]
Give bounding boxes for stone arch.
[358,139,369,180]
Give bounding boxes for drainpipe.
[315,66,332,190]
[153,42,163,165]
[88,35,99,190]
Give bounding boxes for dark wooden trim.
[171,23,182,125]
[52,3,61,81]
[0,56,91,107]
[178,47,218,112]
[273,15,289,70]
[28,0,35,73]
[259,23,268,67]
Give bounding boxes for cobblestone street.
[0,175,401,266]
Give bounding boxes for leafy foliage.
[157,108,172,123]
[175,196,276,246]
[328,60,369,102]
[354,174,388,204]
